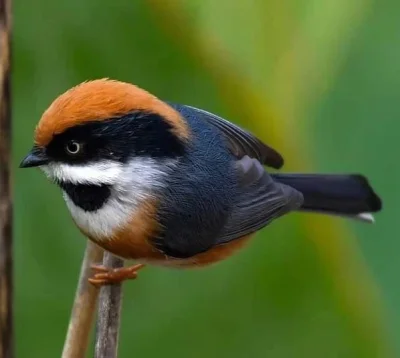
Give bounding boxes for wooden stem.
[0,0,12,356]
[62,242,104,358]
[94,253,124,358]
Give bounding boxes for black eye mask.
[45,111,186,165]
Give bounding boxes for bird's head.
[20,79,190,187]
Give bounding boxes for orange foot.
[88,263,145,287]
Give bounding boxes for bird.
[20,78,382,286]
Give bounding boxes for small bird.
[20,79,382,286]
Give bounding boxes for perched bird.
[20,79,382,286]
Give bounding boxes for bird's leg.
[88,263,145,287]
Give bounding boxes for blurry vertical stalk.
[94,253,124,358]
[0,0,12,357]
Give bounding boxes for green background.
[13,1,399,357]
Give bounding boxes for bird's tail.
[271,173,382,223]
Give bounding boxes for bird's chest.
[64,191,133,241]
[64,189,163,260]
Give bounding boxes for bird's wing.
[216,156,303,244]
[183,105,284,169]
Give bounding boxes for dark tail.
[271,174,382,223]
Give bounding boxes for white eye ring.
[65,141,81,155]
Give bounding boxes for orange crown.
[34,78,190,147]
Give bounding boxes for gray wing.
[216,156,304,245]
[184,105,284,169]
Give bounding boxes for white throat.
[41,157,176,239]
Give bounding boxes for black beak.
[19,147,49,168]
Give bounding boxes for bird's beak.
[19,146,49,168]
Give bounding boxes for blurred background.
[13,1,399,357]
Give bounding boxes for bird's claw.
[88,263,145,287]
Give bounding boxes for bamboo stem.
[61,242,104,358]
[94,253,124,358]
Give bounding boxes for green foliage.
[14,1,397,357]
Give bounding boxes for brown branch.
[94,253,124,358]
[0,0,12,356]
[61,242,104,358]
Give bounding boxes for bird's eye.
[65,141,82,155]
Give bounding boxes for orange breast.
[89,199,164,261]
[84,200,254,268]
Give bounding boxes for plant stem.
[62,242,103,358]
[94,253,124,358]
